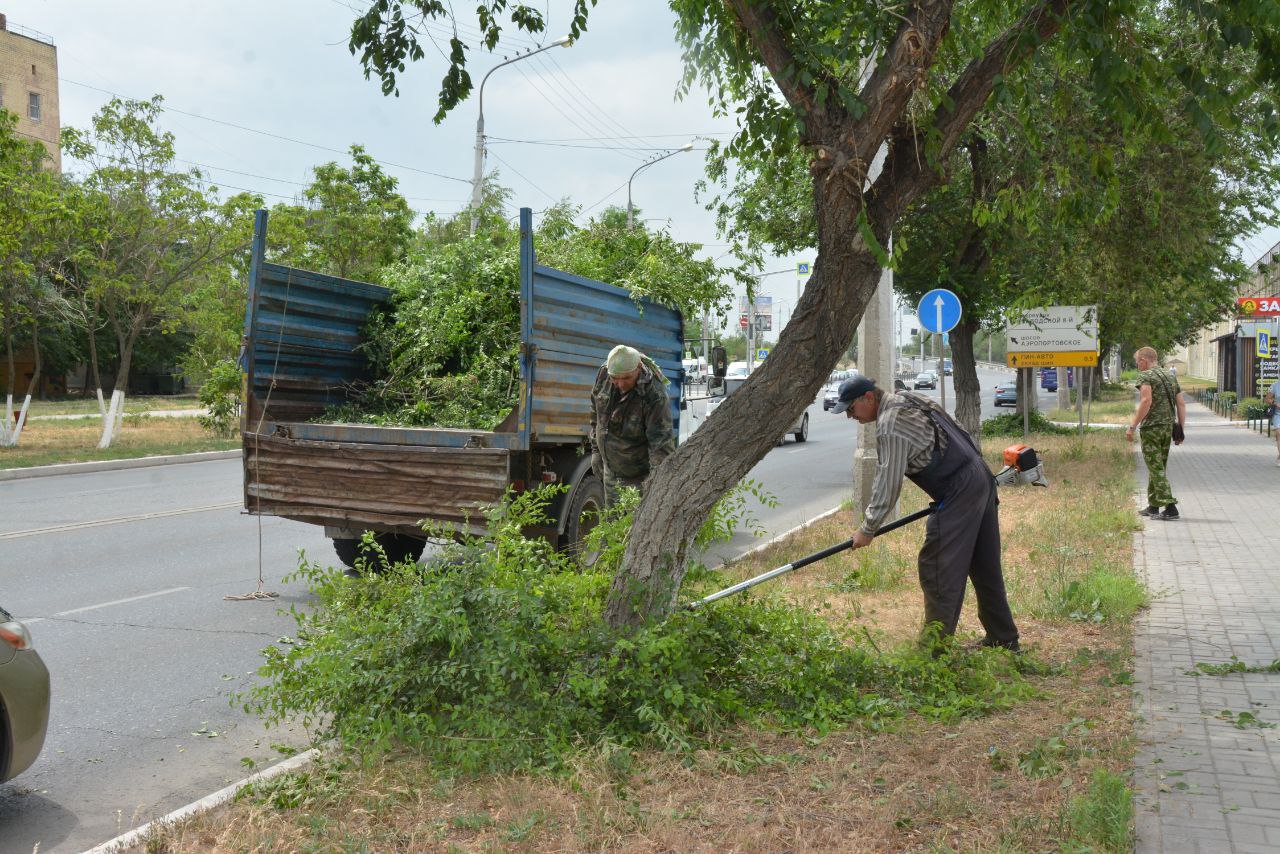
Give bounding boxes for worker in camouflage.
[590,344,676,507]
[1126,346,1186,520]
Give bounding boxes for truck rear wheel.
[561,475,605,563]
[331,533,426,572]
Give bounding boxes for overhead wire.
[487,150,558,204]
[59,77,473,186]
[508,64,643,162]
[526,53,651,158]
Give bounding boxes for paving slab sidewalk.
[1133,400,1280,853]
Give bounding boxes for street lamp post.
[470,36,573,236]
[626,143,693,230]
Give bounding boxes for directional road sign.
[1006,305,1098,353]
[918,289,962,334]
[1007,351,1099,369]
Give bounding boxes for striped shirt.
[860,392,950,537]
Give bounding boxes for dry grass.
[130,432,1139,853]
[0,415,238,470]
[22,393,202,417]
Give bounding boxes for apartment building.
[0,11,60,172]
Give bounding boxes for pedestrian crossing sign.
[1259,330,1274,358]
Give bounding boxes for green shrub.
[197,359,243,437]
[982,409,1075,437]
[244,487,1038,773]
[1238,396,1266,419]
[1062,769,1133,853]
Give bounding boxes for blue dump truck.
[240,208,683,567]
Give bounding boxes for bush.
[982,409,1075,437]
[197,359,242,437]
[1238,396,1266,420]
[244,487,1038,773]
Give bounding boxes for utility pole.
[470,36,572,235]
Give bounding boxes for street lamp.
[470,35,573,236]
[626,142,693,230]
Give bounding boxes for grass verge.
[0,415,238,470]
[21,393,202,417]
[131,431,1141,853]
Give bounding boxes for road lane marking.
[0,501,240,540]
[23,587,193,624]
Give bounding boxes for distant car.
[943,358,953,375]
[913,371,938,390]
[725,360,750,379]
[823,385,841,411]
[993,383,1017,407]
[708,370,808,442]
[0,604,50,783]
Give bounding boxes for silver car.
[0,604,50,782]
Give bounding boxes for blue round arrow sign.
[917,288,962,334]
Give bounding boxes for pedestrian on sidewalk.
[1126,346,1186,519]
[833,376,1020,651]
[1266,378,1280,465]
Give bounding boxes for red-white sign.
[1238,297,1280,317]
[739,315,749,329]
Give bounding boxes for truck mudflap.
[243,431,511,537]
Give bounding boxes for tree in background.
[62,96,239,448]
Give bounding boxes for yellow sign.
[1006,351,1098,368]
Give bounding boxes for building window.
[28,92,41,121]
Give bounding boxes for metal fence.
[1196,388,1272,437]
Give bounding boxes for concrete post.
[852,264,895,514]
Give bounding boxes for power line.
[59,77,473,186]
[540,53,668,152]
[487,150,558,204]
[527,54,651,158]
[173,158,467,203]
[580,178,630,217]
[487,132,732,143]
[487,136,707,153]
[509,64,643,161]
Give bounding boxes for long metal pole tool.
[686,503,939,610]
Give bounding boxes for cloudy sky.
[6,0,1278,342]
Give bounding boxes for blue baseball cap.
[831,376,877,414]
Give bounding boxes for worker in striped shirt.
[831,376,1020,651]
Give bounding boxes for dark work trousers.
[916,457,1018,643]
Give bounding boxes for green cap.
[607,345,642,376]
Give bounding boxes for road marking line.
[22,586,194,625]
[55,587,192,618]
[0,501,240,540]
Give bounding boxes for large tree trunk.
[950,316,982,441]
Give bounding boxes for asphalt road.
[0,365,1051,852]
[0,461,329,853]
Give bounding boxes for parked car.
[993,383,1017,407]
[726,360,750,379]
[708,372,809,442]
[913,371,938,390]
[0,604,50,783]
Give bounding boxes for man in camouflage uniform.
[590,344,676,507]
[1126,346,1186,520]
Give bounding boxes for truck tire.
[561,474,605,562]
[331,533,426,572]
[794,413,809,443]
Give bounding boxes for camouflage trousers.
[602,470,646,509]
[1139,424,1176,507]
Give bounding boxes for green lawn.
[20,394,203,417]
[0,416,238,470]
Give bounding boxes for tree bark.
[950,316,982,441]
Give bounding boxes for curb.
[83,748,319,853]
[706,503,845,572]
[0,449,240,482]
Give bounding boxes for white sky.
[6,0,1278,344]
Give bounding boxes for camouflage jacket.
[1137,367,1181,427]
[590,364,675,481]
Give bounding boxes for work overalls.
[901,400,1019,646]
